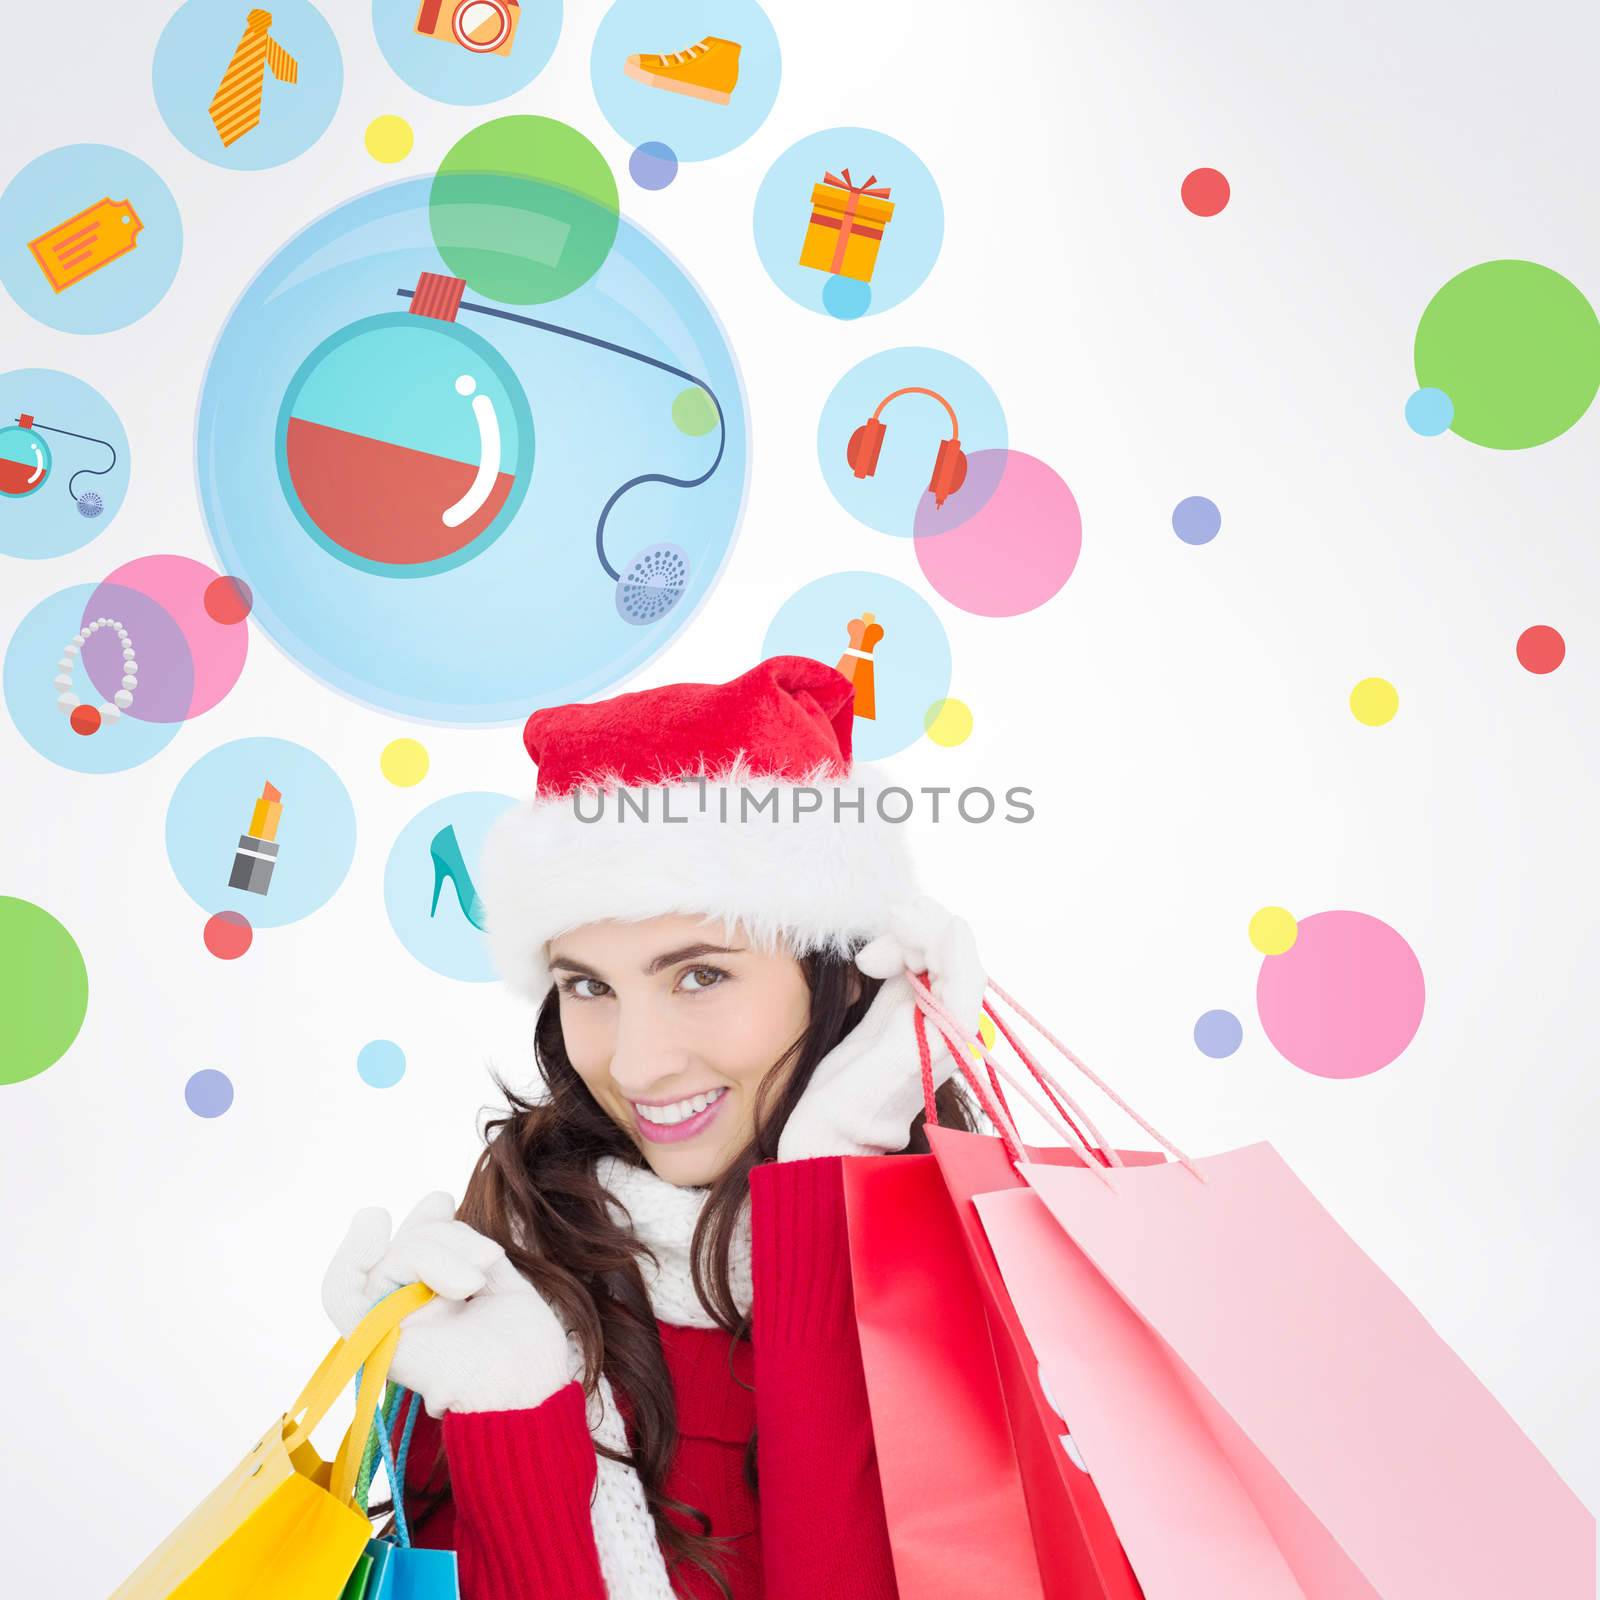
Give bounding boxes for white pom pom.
[114,690,133,709]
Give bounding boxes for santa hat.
[480,655,921,1002]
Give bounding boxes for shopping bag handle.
[281,1281,434,1505]
[909,970,1204,1184]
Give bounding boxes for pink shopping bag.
[1013,1146,1595,1599]
[904,970,1596,1600]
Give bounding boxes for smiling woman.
[322,656,992,1599]
[548,918,819,1181]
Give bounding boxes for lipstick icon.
[229,781,283,896]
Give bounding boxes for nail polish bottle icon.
[229,781,283,896]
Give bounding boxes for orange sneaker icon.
[624,36,741,105]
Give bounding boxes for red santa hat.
[480,655,921,1002]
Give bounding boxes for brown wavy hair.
[367,944,982,1597]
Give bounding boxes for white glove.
[320,1191,576,1420]
[778,895,988,1162]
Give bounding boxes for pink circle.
[203,911,253,960]
[94,555,248,719]
[913,450,1081,616]
[1256,910,1424,1079]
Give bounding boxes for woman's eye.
[561,977,610,1000]
[679,966,727,993]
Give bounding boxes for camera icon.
[413,0,520,56]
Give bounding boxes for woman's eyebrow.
[548,943,745,980]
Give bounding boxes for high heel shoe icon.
[429,824,486,930]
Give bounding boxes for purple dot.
[185,1068,234,1118]
[1172,495,1221,545]
[629,142,679,191]
[1193,1009,1243,1058]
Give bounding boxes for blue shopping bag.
[351,1349,460,1600]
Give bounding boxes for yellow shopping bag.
[110,1283,434,1599]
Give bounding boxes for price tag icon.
[28,197,145,293]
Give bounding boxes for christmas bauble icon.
[1,413,115,515]
[275,273,535,577]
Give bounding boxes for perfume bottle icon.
[430,824,485,929]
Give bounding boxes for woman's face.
[548,914,830,1187]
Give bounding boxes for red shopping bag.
[924,1122,1158,1600]
[840,973,1152,1600]
[844,1152,1048,1599]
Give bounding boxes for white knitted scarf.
[560,1154,755,1598]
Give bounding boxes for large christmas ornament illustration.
[276,272,533,577]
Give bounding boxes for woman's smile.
[631,1084,732,1143]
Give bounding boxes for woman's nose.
[607,1004,696,1098]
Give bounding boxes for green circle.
[671,385,718,438]
[1414,260,1600,449]
[0,896,88,1085]
[430,116,620,306]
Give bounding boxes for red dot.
[1181,167,1231,217]
[69,704,101,736]
[204,576,254,625]
[1516,625,1565,674]
[204,911,254,960]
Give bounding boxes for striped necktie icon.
[208,9,299,148]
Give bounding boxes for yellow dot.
[924,698,974,747]
[381,738,429,787]
[1249,906,1299,956]
[1349,676,1399,726]
[967,1011,997,1060]
[365,116,414,164]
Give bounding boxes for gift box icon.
[799,168,894,284]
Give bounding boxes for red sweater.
[389,1156,900,1599]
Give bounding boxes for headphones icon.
[846,387,968,509]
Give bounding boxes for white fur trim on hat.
[479,753,922,1002]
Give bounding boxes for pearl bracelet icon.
[55,616,138,735]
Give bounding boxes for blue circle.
[818,348,1008,538]
[630,141,679,190]
[384,791,516,981]
[1405,386,1454,437]
[4,584,184,774]
[153,0,343,170]
[1194,1009,1243,1059]
[821,276,871,320]
[0,145,183,333]
[1172,495,1221,545]
[358,1039,407,1087]
[373,0,562,105]
[274,310,534,578]
[754,128,943,318]
[592,2,780,162]
[186,1068,235,1117]
[197,178,748,723]
[165,737,357,928]
[762,573,951,759]
[0,370,130,556]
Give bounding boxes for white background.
[2,0,1597,1592]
